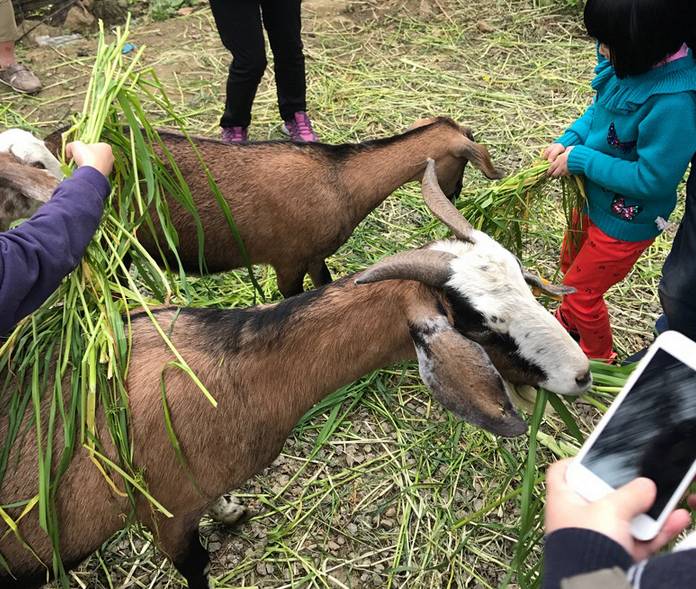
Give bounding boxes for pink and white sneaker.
[221,126,248,144]
[282,112,318,142]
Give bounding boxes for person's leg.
[0,0,40,94]
[555,211,590,335]
[560,211,590,274]
[0,0,18,66]
[261,0,306,121]
[209,0,267,130]
[659,157,696,341]
[558,223,653,360]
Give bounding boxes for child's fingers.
[545,143,565,163]
[65,141,85,163]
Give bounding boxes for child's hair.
[584,0,695,78]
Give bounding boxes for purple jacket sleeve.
[0,166,110,335]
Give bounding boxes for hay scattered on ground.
[2,1,683,587]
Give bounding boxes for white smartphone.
[566,330,696,541]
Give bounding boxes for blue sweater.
[0,166,110,336]
[557,53,696,242]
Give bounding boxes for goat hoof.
[208,496,246,526]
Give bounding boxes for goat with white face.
[358,159,591,396]
[0,161,590,589]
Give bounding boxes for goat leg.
[275,265,306,298]
[308,259,333,288]
[157,513,211,589]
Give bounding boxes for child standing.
[208,0,318,144]
[544,0,696,361]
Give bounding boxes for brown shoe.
[0,63,42,95]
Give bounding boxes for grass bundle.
[0,20,244,586]
[458,160,586,255]
[510,361,635,586]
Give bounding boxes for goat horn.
[355,249,456,288]
[422,158,477,242]
[523,271,576,299]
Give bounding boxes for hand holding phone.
[546,459,693,561]
[566,331,696,541]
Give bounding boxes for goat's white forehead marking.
[430,235,527,306]
[428,237,589,395]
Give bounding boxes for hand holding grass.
[544,142,566,163]
[548,146,574,178]
[545,459,694,561]
[66,141,114,177]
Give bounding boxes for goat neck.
[339,121,463,221]
[125,279,425,498]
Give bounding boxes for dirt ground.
[2,1,677,587]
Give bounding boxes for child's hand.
[545,460,693,562]
[548,146,574,177]
[543,143,566,163]
[66,142,114,178]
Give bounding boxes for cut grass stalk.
[0,20,254,586]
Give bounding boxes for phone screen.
[582,349,696,519]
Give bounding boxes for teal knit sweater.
[557,52,696,242]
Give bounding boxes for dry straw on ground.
[1,1,683,587]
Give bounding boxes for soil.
[1,0,670,587]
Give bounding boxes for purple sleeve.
[0,166,110,335]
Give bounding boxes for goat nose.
[575,370,592,389]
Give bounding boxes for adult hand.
[548,146,574,177]
[543,142,566,163]
[66,141,114,178]
[545,459,693,562]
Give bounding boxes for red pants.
[556,214,653,360]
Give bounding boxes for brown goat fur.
[0,274,493,589]
[43,118,502,296]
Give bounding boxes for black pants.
[659,155,696,340]
[209,0,307,128]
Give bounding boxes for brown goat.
[43,117,502,296]
[0,164,589,589]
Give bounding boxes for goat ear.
[523,271,576,300]
[355,249,456,288]
[406,117,438,131]
[452,135,504,180]
[410,317,527,437]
